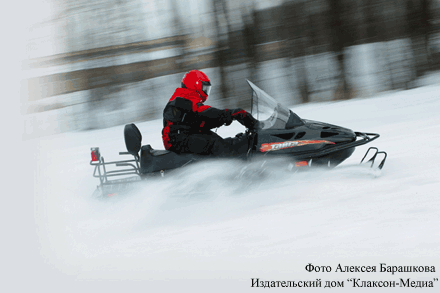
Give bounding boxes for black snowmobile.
[90,80,386,197]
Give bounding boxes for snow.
[13,84,440,292]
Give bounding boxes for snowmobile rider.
[162,69,258,157]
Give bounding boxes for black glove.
[230,109,258,129]
[220,111,233,126]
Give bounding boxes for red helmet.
[181,70,212,102]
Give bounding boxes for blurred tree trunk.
[294,38,311,104]
[62,1,105,130]
[87,0,119,129]
[242,7,258,85]
[421,0,432,71]
[364,0,378,42]
[281,0,310,104]
[328,0,352,100]
[407,0,433,78]
[212,0,231,107]
[170,0,188,74]
[364,0,399,90]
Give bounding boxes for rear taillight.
[91,147,100,162]
[295,161,308,167]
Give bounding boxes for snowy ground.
[11,84,440,292]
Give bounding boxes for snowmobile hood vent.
[320,131,339,138]
[272,132,295,140]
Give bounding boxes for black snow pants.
[169,131,249,158]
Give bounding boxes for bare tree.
[169,0,188,74]
[212,0,232,107]
[242,4,258,85]
[281,0,310,104]
[406,0,433,79]
[328,0,352,100]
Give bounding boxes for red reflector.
[107,193,117,197]
[91,147,100,161]
[295,161,308,167]
[91,151,98,161]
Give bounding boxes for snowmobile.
[90,80,387,197]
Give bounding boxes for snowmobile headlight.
[91,147,100,162]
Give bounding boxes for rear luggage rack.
[90,148,141,188]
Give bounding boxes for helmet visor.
[202,81,212,96]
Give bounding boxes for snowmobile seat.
[140,145,197,174]
[124,123,142,157]
[150,149,171,156]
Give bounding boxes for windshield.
[247,80,292,130]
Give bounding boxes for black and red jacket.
[162,88,235,150]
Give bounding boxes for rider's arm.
[197,105,258,130]
[196,105,233,129]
